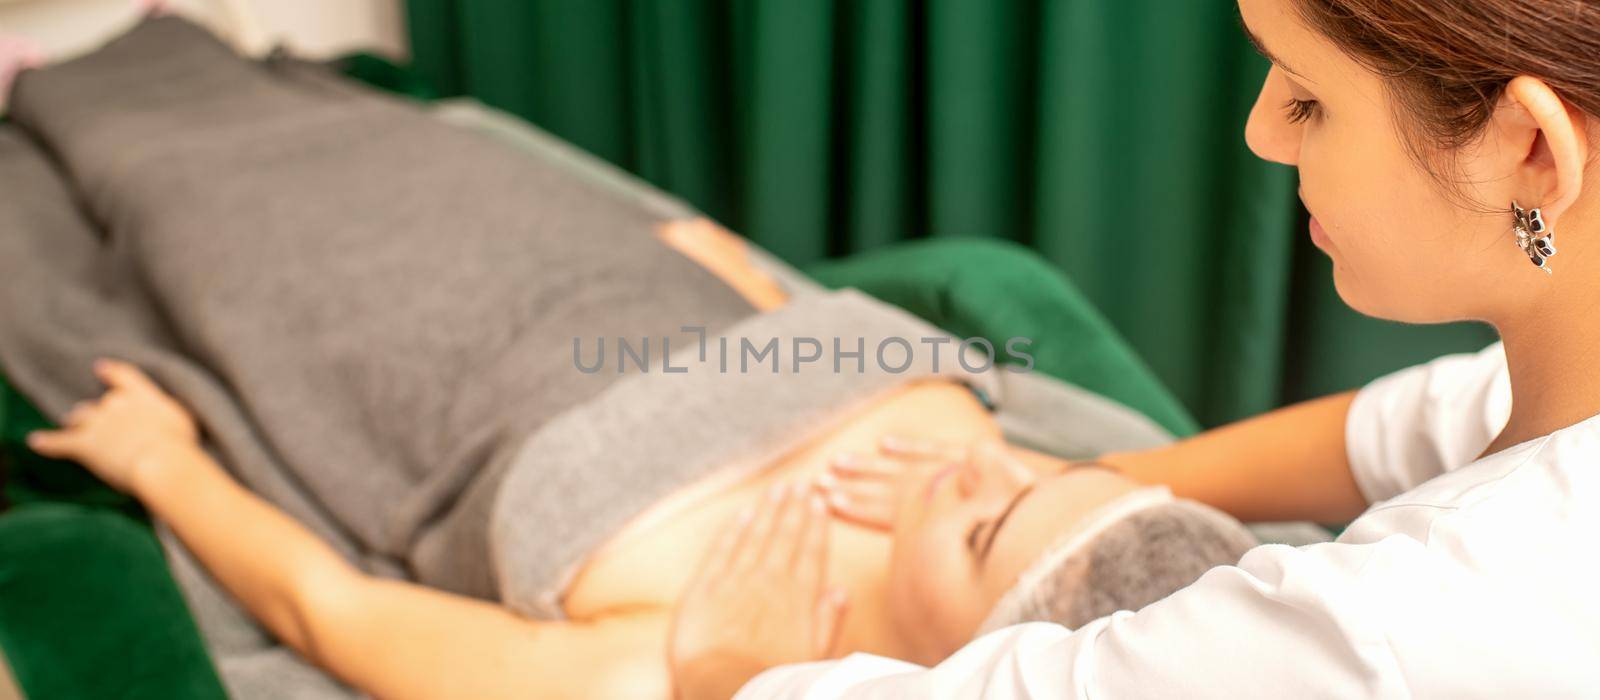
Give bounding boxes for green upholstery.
[805,238,1199,439]
[0,503,226,700]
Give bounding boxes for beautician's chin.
[1309,216,1333,250]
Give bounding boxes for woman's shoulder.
[1344,340,1509,503]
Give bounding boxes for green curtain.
[403,0,1497,429]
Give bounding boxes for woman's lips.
[1309,216,1330,247]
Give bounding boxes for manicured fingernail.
[768,483,787,501]
[881,435,917,452]
[816,471,838,489]
[25,432,40,447]
[833,453,859,467]
[810,492,826,514]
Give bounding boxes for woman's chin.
[1329,262,1385,320]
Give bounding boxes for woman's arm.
[29,360,670,700]
[1096,390,1366,523]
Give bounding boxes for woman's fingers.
[769,484,811,569]
[793,487,829,572]
[64,401,95,427]
[25,429,78,459]
[879,434,967,463]
[793,488,845,658]
[817,472,896,529]
[701,505,755,584]
[93,358,156,393]
[827,453,902,480]
[732,483,791,572]
[817,470,894,507]
[811,586,850,659]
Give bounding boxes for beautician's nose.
[1244,67,1301,166]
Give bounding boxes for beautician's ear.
[1495,75,1591,222]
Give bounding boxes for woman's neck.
[1484,276,1600,459]
[824,525,921,659]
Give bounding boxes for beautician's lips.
[1309,216,1329,246]
[1299,189,1329,247]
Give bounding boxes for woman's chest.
[559,380,999,619]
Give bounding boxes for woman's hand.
[26,359,199,495]
[820,435,985,531]
[669,482,849,700]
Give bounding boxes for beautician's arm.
[1095,390,1366,523]
[29,361,669,700]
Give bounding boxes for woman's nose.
[1244,67,1301,166]
[956,459,982,499]
[954,441,1031,498]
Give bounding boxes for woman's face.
[1238,0,1530,324]
[882,455,1139,664]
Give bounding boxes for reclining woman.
[1,17,1255,700]
[32,365,1253,699]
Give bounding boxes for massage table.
[0,52,1314,698]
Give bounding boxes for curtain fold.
[403,0,1496,429]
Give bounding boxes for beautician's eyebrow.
[1240,17,1313,83]
[979,484,1037,565]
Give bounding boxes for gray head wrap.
[977,485,1257,635]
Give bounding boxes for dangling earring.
[1511,200,1557,275]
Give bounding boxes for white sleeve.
[1342,341,1509,504]
[737,538,1450,699]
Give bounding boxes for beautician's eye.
[1282,97,1321,124]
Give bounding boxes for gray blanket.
[0,17,1212,700]
[3,15,760,575]
[0,17,758,698]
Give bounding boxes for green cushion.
[0,503,226,699]
[806,237,1199,438]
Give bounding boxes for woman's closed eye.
[1282,97,1321,124]
[967,484,1037,566]
[966,521,990,556]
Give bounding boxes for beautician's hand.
[822,436,1036,530]
[822,435,993,530]
[818,448,916,531]
[669,482,849,700]
[26,359,199,494]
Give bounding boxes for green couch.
[0,58,1196,700]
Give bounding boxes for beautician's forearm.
[131,444,358,657]
[1096,390,1367,523]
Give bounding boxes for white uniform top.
[741,341,1600,698]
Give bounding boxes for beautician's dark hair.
[1291,0,1600,190]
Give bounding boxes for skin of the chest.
[559,379,1004,658]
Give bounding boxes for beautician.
[667,0,1600,696]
